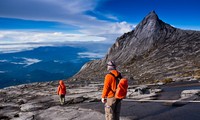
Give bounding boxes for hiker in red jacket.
[57,80,66,105]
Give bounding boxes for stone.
[17,99,26,105]
[181,90,200,98]
[20,103,44,112]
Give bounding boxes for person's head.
[59,80,64,85]
[107,61,116,71]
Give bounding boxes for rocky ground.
[0,80,200,120]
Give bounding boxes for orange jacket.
[102,70,120,98]
[57,80,66,95]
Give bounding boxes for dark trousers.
[59,94,65,105]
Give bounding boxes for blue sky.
[0,0,200,53]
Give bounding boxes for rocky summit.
[71,11,200,84]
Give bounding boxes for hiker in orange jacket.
[57,80,66,105]
[101,61,122,120]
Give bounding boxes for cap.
[107,61,116,66]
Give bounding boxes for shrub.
[193,69,200,79]
[194,69,200,76]
[154,80,160,83]
[194,75,200,79]
[162,78,173,84]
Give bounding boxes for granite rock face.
[72,11,200,84]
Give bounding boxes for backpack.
[109,73,128,99]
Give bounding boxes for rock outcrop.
[0,80,199,120]
[0,81,161,120]
[71,11,200,84]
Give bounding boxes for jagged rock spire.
[145,10,159,21]
[104,11,169,62]
[134,11,162,38]
[105,11,176,64]
[71,10,200,84]
[104,11,165,64]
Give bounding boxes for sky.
[0,0,200,53]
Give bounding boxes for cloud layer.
[0,31,106,44]
[0,0,135,53]
[0,0,134,35]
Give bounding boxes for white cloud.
[79,22,135,35]
[0,26,135,53]
[0,0,134,36]
[0,44,52,53]
[0,30,107,53]
[89,11,119,21]
[53,60,60,63]
[0,31,106,43]
[0,0,135,53]
[0,31,106,44]
[10,62,25,65]
[23,58,41,67]
[106,15,119,21]
[10,57,41,67]
[78,52,105,59]
[108,22,135,34]
[0,60,9,62]
[0,0,104,28]
[0,71,6,73]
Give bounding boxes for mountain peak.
[72,11,200,85]
[145,10,159,20]
[134,10,162,38]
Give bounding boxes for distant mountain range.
[0,43,111,88]
[72,11,200,84]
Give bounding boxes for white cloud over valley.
[0,71,6,73]
[0,30,108,53]
[10,57,41,67]
[78,52,105,59]
[0,31,106,44]
[0,0,135,53]
[23,58,42,67]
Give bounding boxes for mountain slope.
[71,11,200,84]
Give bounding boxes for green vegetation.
[154,78,173,84]
[181,72,193,77]
[162,78,173,84]
[193,69,200,79]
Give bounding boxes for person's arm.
[102,74,111,98]
[57,86,60,95]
